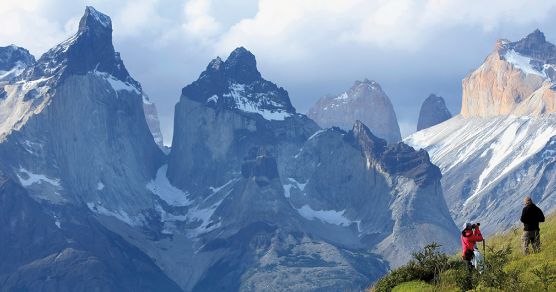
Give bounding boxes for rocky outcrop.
[417,94,452,131]
[307,79,401,143]
[462,30,556,117]
[142,98,164,148]
[0,45,35,82]
[286,121,455,267]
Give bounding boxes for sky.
[2,0,556,144]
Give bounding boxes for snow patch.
[93,71,141,97]
[308,130,326,141]
[86,202,141,226]
[17,167,60,187]
[207,94,218,104]
[147,165,191,207]
[504,50,546,78]
[224,83,292,121]
[297,205,353,226]
[283,178,307,198]
[335,92,349,100]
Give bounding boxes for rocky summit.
[416,94,452,131]
[307,79,402,143]
[462,29,556,117]
[0,45,35,82]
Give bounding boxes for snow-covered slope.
[406,115,556,233]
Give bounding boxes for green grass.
[370,214,556,292]
[391,281,434,292]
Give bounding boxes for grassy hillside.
[369,214,556,291]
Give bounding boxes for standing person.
[520,196,545,254]
[461,222,483,269]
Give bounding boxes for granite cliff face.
[307,79,402,143]
[417,94,452,131]
[0,8,170,290]
[0,6,164,213]
[462,30,556,117]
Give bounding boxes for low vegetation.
[369,214,556,291]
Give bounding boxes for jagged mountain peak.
[347,120,387,157]
[180,47,295,121]
[22,6,139,90]
[498,29,556,64]
[207,56,223,71]
[0,45,35,82]
[307,79,401,143]
[0,45,35,71]
[79,6,112,34]
[516,29,546,47]
[352,78,381,91]
[223,47,261,83]
[346,120,441,186]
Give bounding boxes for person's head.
[462,222,472,231]
[524,196,533,206]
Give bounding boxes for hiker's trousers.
[522,230,540,254]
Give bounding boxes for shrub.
[372,243,449,292]
[531,264,556,291]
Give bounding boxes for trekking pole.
[483,239,486,264]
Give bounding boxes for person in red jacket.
[461,222,483,269]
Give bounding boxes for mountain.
[167,46,317,193]
[406,30,556,234]
[416,94,452,131]
[462,29,556,117]
[0,7,171,290]
[307,79,402,143]
[0,6,459,291]
[163,47,458,290]
[0,45,35,82]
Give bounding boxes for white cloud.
[213,0,556,58]
[182,0,221,41]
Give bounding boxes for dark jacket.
[520,203,545,231]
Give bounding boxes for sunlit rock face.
[462,30,556,118]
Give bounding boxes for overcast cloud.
[2,0,556,143]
